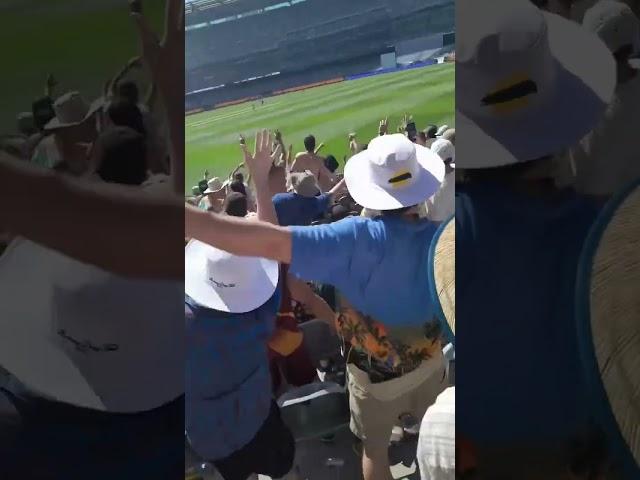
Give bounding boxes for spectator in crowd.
[229,178,247,197]
[441,128,455,145]
[186,132,448,480]
[272,170,346,226]
[425,139,455,222]
[455,1,616,476]
[416,130,428,147]
[105,98,146,136]
[424,125,438,147]
[30,92,100,171]
[223,191,248,217]
[417,387,455,480]
[324,154,339,174]
[199,177,224,211]
[291,134,336,191]
[93,126,147,186]
[186,130,295,480]
[560,1,640,200]
[185,242,294,480]
[435,125,449,137]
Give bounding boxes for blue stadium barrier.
[345,60,439,81]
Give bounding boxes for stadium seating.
[186,0,454,108]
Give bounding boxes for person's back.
[184,242,293,479]
[295,215,434,322]
[291,135,335,191]
[185,293,278,459]
[456,181,599,444]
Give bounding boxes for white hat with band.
[456,0,616,168]
[344,133,444,211]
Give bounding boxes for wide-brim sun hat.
[583,0,640,70]
[185,239,279,313]
[204,177,223,194]
[344,133,445,211]
[428,216,455,344]
[0,239,183,411]
[576,179,640,478]
[45,93,104,131]
[456,0,616,168]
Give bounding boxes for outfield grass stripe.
[186,64,454,191]
[187,66,453,145]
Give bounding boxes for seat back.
[277,382,350,442]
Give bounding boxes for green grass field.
[185,63,454,192]
[0,0,164,132]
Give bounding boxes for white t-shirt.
[568,76,640,196]
[426,171,455,222]
[417,387,455,480]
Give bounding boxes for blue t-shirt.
[289,216,440,375]
[273,192,331,226]
[185,289,279,461]
[455,182,600,445]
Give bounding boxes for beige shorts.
[347,353,447,446]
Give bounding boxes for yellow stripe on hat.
[388,170,413,189]
[483,73,537,115]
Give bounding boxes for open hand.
[241,129,273,184]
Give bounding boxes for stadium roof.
[186,0,281,16]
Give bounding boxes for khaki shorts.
[347,353,447,446]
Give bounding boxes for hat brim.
[576,179,640,478]
[428,216,455,345]
[457,12,616,168]
[0,239,106,410]
[44,97,104,132]
[185,240,279,313]
[344,144,445,210]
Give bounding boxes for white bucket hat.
[44,91,104,131]
[576,179,640,478]
[0,239,183,411]
[456,0,616,168]
[583,0,640,69]
[344,133,444,210]
[428,216,455,344]
[185,240,279,313]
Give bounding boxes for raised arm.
[0,152,183,279]
[132,0,184,195]
[186,204,292,263]
[241,129,279,224]
[107,56,142,98]
[287,274,336,333]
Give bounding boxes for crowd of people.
[0,0,636,478]
[0,1,186,478]
[184,111,456,479]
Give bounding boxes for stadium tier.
[185,0,454,110]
